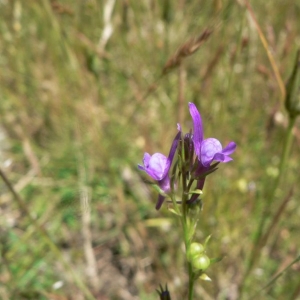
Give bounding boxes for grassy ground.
[0,0,300,299]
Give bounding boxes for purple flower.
[188,102,236,167]
[186,102,236,204]
[138,132,181,210]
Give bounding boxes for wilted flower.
[138,132,180,209]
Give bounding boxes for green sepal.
[210,256,223,264]
[186,217,196,241]
[168,208,182,216]
[170,159,179,188]
[204,235,212,248]
[152,184,168,197]
[188,189,203,195]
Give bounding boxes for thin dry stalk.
[0,168,30,217]
[248,254,300,300]
[80,185,99,292]
[127,78,160,120]
[75,127,99,292]
[1,169,35,205]
[51,1,73,15]
[244,0,286,104]
[14,124,41,176]
[202,45,224,82]
[41,0,78,70]
[291,279,300,300]
[128,29,212,124]
[177,62,186,127]
[76,31,109,59]
[98,0,116,52]
[241,188,294,292]
[259,188,293,251]
[162,29,213,74]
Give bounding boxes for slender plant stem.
[260,116,295,238]
[180,155,195,299]
[178,62,185,127]
[188,262,195,300]
[75,128,99,292]
[257,115,295,242]
[247,254,300,300]
[241,115,296,292]
[244,0,286,104]
[182,215,195,300]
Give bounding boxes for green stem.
[277,116,296,184]
[262,115,295,235]
[182,217,195,300]
[258,115,295,239]
[182,177,195,299]
[181,169,188,222]
[242,115,296,292]
[188,262,195,300]
[179,137,196,299]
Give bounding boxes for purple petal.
[201,138,222,166]
[138,164,145,171]
[188,102,204,157]
[156,194,166,210]
[212,152,226,162]
[212,152,233,163]
[221,156,233,163]
[177,123,182,132]
[138,132,180,184]
[143,153,151,167]
[221,142,236,155]
[146,153,168,180]
[158,174,171,193]
[162,131,181,178]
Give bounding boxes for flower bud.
[183,133,194,173]
[156,284,171,300]
[285,49,300,118]
[192,254,210,270]
[184,133,194,155]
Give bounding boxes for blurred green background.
[0,0,300,299]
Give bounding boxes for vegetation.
[0,0,299,299]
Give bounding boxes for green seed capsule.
[192,254,210,270]
[187,243,205,261]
